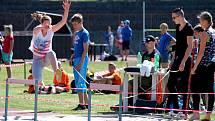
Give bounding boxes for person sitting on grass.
[93,62,122,85]
[24,67,45,94]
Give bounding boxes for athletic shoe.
[175,112,188,120]
[47,86,52,94]
[164,112,176,119]
[72,104,86,111]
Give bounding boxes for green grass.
[0,60,215,120]
[0,61,128,115]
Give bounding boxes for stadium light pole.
[143,1,145,42]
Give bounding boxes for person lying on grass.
[41,61,70,94]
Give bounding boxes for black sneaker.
[85,105,88,109]
[47,86,52,94]
[110,105,119,111]
[72,104,86,111]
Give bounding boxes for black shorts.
[122,41,130,50]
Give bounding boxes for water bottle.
[137,52,142,67]
[154,53,160,71]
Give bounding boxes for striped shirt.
[29,28,54,57]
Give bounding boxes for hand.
[62,0,71,11]
[69,58,73,67]
[168,63,173,69]
[191,67,196,74]
[69,55,74,67]
[97,75,103,79]
[179,62,185,72]
[75,64,82,72]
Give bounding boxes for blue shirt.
[73,28,90,58]
[121,26,132,42]
[158,32,174,58]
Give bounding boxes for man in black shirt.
[142,35,159,62]
[166,8,193,117]
[128,35,160,103]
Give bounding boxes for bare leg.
[121,50,125,61]
[125,50,129,61]
[84,92,88,105]
[5,62,12,78]
[78,92,85,105]
[47,51,58,73]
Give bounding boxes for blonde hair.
[31,12,52,24]
[160,23,168,29]
[4,24,13,35]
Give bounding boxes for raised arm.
[52,0,71,33]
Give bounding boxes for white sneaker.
[165,112,176,119]
[175,112,188,120]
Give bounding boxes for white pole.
[143,1,145,41]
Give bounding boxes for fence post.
[88,88,92,121]
[118,85,123,121]
[4,79,9,121]
[34,79,39,121]
[24,59,27,79]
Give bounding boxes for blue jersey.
[73,28,90,58]
[121,26,132,42]
[158,32,174,59]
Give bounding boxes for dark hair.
[109,62,116,68]
[70,13,83,23]
[194,24,204,32]
[198,11,213,26]
[172,8,184,17]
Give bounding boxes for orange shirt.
[28,75,35,93]
[103,71,122,85]
[53,70,70,92]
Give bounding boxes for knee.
[47,51,56,58]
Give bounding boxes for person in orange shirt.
[24,67,45,94]
[93,62,122,85]
[49,61,70,94]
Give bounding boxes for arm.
[52,0,71,33]
[103,75,114,80]
[69,53,74,66]
[179,36,193,71]
[170,38,176,45]
[191,32,209,74]
[9,37,14,53]
[75,42,89,71]
[167,38,176,52]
